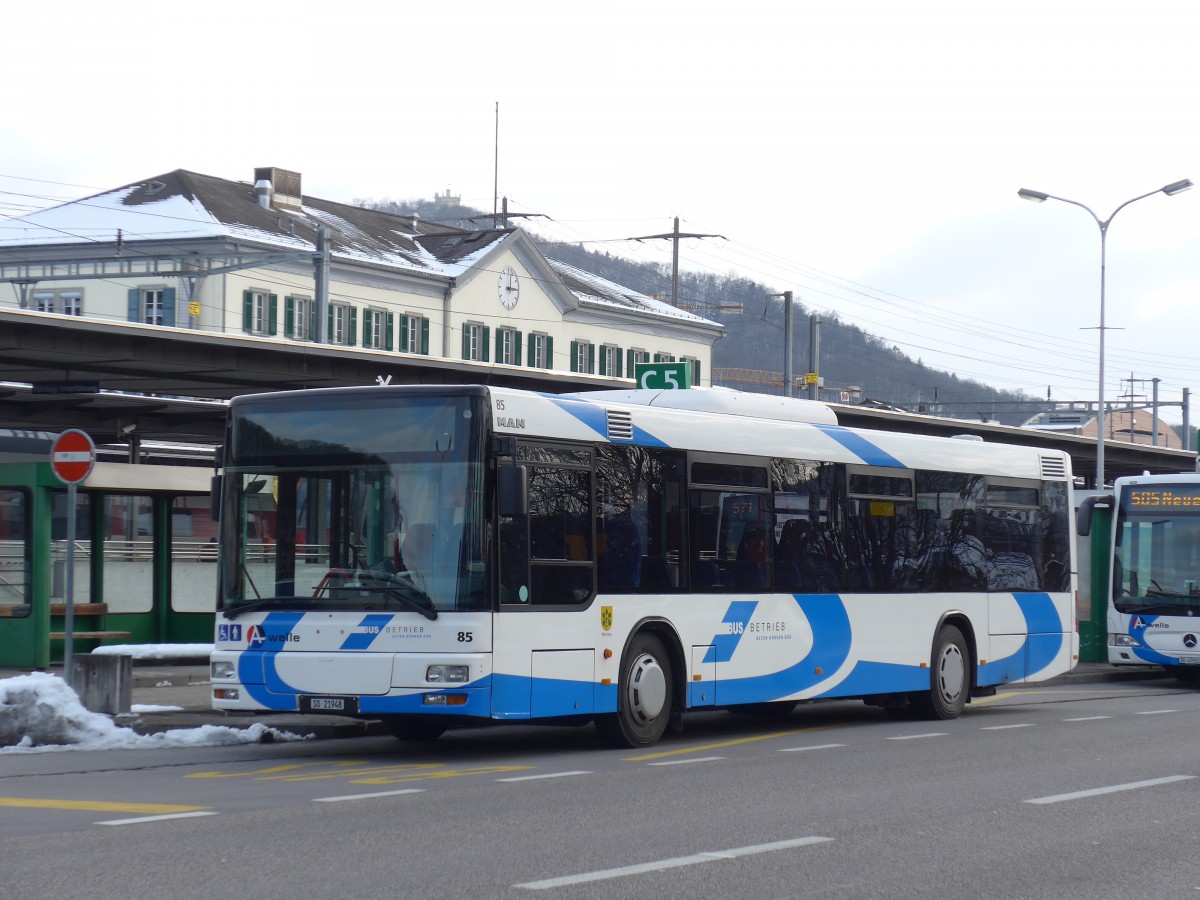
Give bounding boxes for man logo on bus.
[600,606,613,632]
[247,624,266,646]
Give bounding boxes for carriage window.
[0,488,30,616]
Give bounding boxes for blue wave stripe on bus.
[1125,615,1178,666]
[978,593,1065,683]
[544,396,669,447]
[238,612,305,710]
[713,594,853,705]
[825,660,931,696]
[339,614,394,651]
[811,424,905,468]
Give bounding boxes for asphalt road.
[2,678,1198,899]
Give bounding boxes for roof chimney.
[254,179,273,209]
[254,167,302,209]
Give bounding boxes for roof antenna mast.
[493,101,499,229]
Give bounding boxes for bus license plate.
[300,695,358,714]
[1178,657,1200,666]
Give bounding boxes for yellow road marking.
[190,760,532,785]
[973,686,1154,706]
[353,764,532,785]
[625,724,834,761]
[0,797,208,814]
[188,763,323,779]
[266,763,445,783]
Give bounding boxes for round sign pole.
[50,430,95,688]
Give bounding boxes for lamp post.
[1018,179,1193,488]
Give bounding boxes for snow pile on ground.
[0,672,306,753]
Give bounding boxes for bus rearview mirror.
[497,466,527,517]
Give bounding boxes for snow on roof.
[545,256,720,327]
[0,184,226,246]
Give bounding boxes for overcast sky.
[5,0,1199,420]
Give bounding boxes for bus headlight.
[1110,633,1142,648]
[211,661,236,679]
[425,664,469,683]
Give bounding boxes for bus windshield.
[1113,483,1200,614]
[219,391,487,615]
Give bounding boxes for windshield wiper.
[1120,602,1198,615]
[357,572,439,620]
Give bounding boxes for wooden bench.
[51,603,109,617]
[49,602,132,642]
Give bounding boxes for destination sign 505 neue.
[1126,488,1200,509]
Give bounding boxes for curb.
[123,712,387,740]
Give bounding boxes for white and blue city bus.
[1080,473,1200,677]
[210,384,1077,746]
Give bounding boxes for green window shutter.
[626,350,634,378]
[420,318,429,354]
[616,347,624,378]
[587,343,595,374]
[327,306,333,344]
[495,328,504,363]
[692,358,702,385]
[162,287,176,327]
[362,309,372,345]
[400,314,409,351]
[243,290,254,333]
[385,312,394,351]
[598,347,608,377]
[482,326,490,362]
[570,340,579,373]
[527,335,536,367]
[127,289,140,322]
[309,304,317,342]
[267,294,277,336]
[462,327,470,360]
[545,335,553,369]
[347,307,358,346]
[284,297,295,339]
[514,331,522,366]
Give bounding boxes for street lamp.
[1018,179,1193,488]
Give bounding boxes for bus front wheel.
[596,633,673,748]
[910,625,969,720]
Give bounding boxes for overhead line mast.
[624,217,724,306]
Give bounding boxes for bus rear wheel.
[910,625,969,720]
[596,633,673,748]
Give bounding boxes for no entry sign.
[50,429,96,484]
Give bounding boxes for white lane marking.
[778,743,846,753]
[981,723,1035,731]
[886,733,947,741]
[515,836,833,890]
[96,811,219,826]
[1136,709,1176,716]
[1026,775,1195,806]
[1064,716,1112,722]
[314,788,425,802]
[496,771,592,783]
[647,756,725,767]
